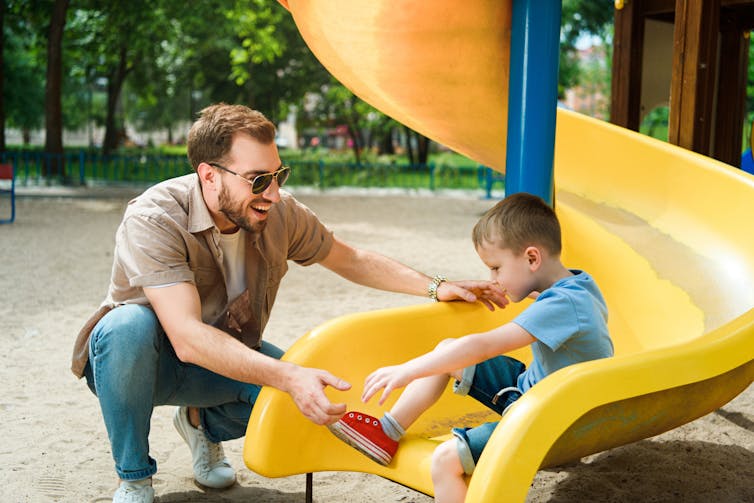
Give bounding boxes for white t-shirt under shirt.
[218,229,247,303]
[149,229,248,304]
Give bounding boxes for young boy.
[328,193,613,503]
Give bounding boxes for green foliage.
[744,31,753,144]
[639,106,669,141]
[559,0,614,93]
[429,151,478,169]
[3,0,619,163]
[3,19,45,132]
[227,0,286,85]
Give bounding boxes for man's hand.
[283,364,352,425]
[361,364,416,406]
[437,280,509,311]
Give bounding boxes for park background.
[3,0,754,192]
[1,1,754,502]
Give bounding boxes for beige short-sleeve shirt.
[71,173,334,377]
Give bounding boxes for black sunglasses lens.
[277,167,290,187]
[251,167,290,194]
[252,174,273,194]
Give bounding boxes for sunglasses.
[209,162,291,194]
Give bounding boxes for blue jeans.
[451,355,526,474]
[83,304,284,481]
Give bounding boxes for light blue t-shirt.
[513,270,612,392]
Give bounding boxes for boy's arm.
[363,323,536,404]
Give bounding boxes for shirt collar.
[187,174,217,234]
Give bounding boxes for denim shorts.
[451,355,526,474]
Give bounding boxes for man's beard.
[218,184,267,234]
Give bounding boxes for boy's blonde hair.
[472,192,561,255]
[187,103,277,171]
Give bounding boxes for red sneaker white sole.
[328,413,397,466]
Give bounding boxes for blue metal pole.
[505,0,562,205]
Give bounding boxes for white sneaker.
[173,406,236,489]
[113,479,154,503]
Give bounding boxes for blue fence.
[0,150,191,186]
[0,150,504,196]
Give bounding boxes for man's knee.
[88,305,167,403]
[91,304,162,356]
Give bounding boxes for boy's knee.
[431,439,464,480]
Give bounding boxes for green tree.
[227,0,331,121]
[44,0,70,175]
[2,4,46,145]
[559,0,614,97]
[105,0,290,149]
[83,1,178,154]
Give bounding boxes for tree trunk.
[404,126,415,165]
[417,133,430,166]
[344,111,364,165]
[102,45,130,155]
[346,125,362,165]
[379,126,395,155]
[44,0,70,178]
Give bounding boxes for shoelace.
[195,434,230,472]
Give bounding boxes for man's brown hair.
[187,103,276,171]
[472,192,561,255]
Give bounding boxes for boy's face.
[476,241,536,303]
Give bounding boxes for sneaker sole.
[328,421,393,466]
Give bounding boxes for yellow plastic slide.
[245,2,754,501]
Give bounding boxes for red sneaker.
[328,411,398,466]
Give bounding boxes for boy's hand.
[362,364,415,405]
[438,280,509,311]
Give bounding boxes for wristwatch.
[427,274,447,302]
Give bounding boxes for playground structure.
[244,1,754,501]
[611,0,754,169]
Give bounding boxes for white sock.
[381,412,406,441]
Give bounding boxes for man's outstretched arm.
[319,238,509,310]
[144,282,351,425]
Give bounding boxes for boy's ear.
[525,246,541,269]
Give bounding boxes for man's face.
[215,134,282,234]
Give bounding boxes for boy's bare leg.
[389,373,454,431]
[387,338,464,431]
[431,439,467,503]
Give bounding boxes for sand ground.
[0,188,752,502]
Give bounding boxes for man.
[71,103,507,503]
